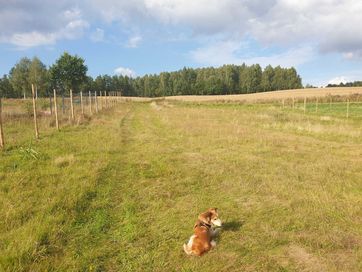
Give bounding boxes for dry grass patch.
[53,154,75,167]
[287,245,328,272]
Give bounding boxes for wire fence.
[1,91,361,150]
[0,86,122,150]
[278,94,362,119]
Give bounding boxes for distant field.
[105,87,362,103]
[0,100,361,271]
[164,87,362,102]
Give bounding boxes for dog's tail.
[183,243,193,255]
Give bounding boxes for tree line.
[326,81,362,88]
[0,52,304,98]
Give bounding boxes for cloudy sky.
[1,0,362,86]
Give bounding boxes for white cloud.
[243,46,315,68]
[191,40,315,68]
[143,0,251,34]
[114,66,136,77]
[126,35,142,48]
[5,31,57,47]
[0,4,89,47]
[90,28,105,42]
[89,0,362,60]
[2,0,362,61]
[328,76,348,85]
[59,16,89,40]
[190,40,243,66]
[89,0,146,23]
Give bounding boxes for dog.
[183,208,222,256]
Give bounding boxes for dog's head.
[198,208,222,227]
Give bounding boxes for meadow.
[0,98,361,271]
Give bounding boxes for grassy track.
[1,101,361,271]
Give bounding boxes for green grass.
[0,101,361,271]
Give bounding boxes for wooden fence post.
[99,91,102,110]
[94,91,98,113]
[49,95,53,115]
[106,91,109,108]
[346,99,350,118]
[104,91,107,108]
[70,89,74,120]
[62,95,65,114]
[0,97,4,149]
[80,91,84,115]
[304,97,306,114]
[89,91,92,114]
[53,89,59,131]
[31,84,39,139]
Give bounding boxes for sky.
[1,0,362,87]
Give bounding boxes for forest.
[0,52,303,98]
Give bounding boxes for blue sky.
[1,0,362,87]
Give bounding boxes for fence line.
[70,89,74,121]
[80,91,84,115]
[0,87,122,150]
[31,84,39,139]
[54,89,59,131]
[95,91,98,113]
[0,91,360,151]
[280,95,362,119]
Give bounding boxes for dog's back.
[183,208,221,256]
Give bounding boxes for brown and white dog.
[183,208,222,256]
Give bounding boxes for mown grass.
[0,100,361,271]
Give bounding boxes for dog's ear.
[198,211,211,224]
[208,208,218,213]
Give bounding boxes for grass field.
[0,100,361,271]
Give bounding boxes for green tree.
[29,57,49,97]
[286,67,302,89]
[261,65,274,92]
[222,65,239,94]
[79,76,94,93]
[49,52,88,94]
[9,57,31,98]
[0,75,14,98]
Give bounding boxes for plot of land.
[0,101,361,271]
